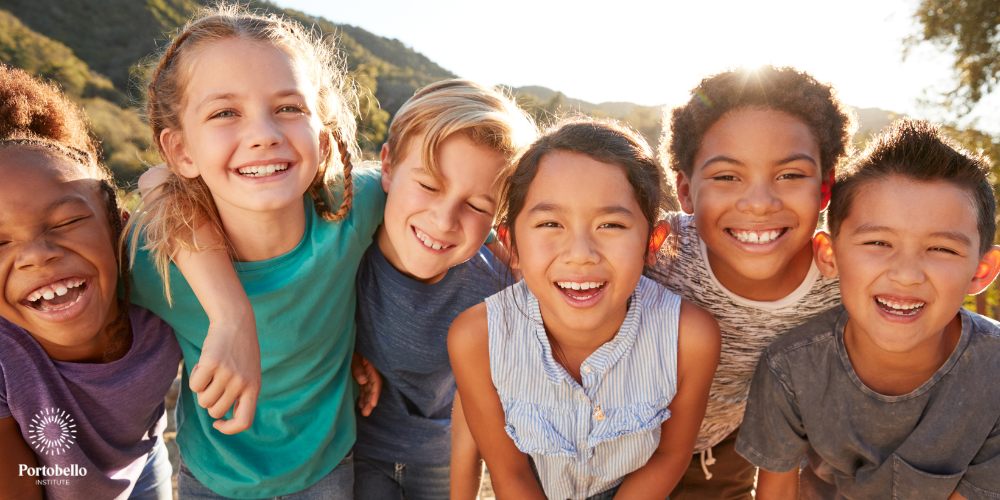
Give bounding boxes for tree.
[907,0,1000,115]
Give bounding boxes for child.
[643,65,855,499]
[0,64,181,499]
[125,6,384,498]
[449,117,722,500]
[351,79,535,499]
[737,118,1000,499]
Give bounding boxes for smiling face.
[512,151,654,339]
[161,37,325,222]
[377,133,505,284]
[819,177,1000,353]
[0,149,120,361]
[677,109,827,300]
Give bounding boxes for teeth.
[731,229,783,244]
[557,281,604,290]
[238,163,288,177]
[26,278,85,303]
[415,228,452,250]
[876,296,926,315]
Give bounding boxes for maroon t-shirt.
[0,305,182,500]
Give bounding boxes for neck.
[215,195,307,262]
[843,314,961,396]
[707,240,815,302]
[37,300,130,363]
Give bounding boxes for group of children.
[1,4,998,500]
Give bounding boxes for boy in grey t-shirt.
[737,119,1000,500]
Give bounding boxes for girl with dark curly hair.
[643,65,857,500]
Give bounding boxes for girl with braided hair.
[125,4,385,499]
[0,63,181,499]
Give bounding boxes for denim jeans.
[177,452,354,500]
[353,453,449,500]
[129,438,173,500]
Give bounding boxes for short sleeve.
[734,350,808,473]
[956,414,1000,500]
[344,167,386,242]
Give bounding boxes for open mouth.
[414,227,455,251]
[556,281,607,301]
[727,228,788,245]
[23,278,87,312]
[875,296,925,317]
[237,163,289,178]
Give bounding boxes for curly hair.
[663,65,857,184]
[127,3,360,297]
[827,118,996,256]
[0,63,132,362]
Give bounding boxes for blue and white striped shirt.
[486,276,681,500]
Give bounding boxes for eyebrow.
[853,223,973,246]
[699,153,818,170]
[197,89,307,110]
[527,202,634,217]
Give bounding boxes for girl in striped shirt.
[448,117,721,500]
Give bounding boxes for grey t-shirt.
[736,305,1000,500]
[0,305,182,500]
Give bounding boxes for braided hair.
[129,4,360,297]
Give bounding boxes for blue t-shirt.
[129,168,385,498]
[354,243,505,463]
[0,306,181,500]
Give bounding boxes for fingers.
[212,390,258,435]
[365,365,382,409]
[188,362,213,393]
[207,383,239,420]
[194,368,228,411]
[351,352,369,385]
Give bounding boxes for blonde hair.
[386,79,536,205]
[126,3,360,296]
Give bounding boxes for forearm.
[450,392,483,500]
[755,468,799,500]
[613,449,689,499]
[487,464,547,500]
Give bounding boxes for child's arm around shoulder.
[448,304,546,500]
[615,299,721,499]
[0,417,43,500]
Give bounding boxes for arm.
[138,166,260,435]
[614,300,721,499]
[450,391,484,500]
[448,304,545,500]
[947,492,967,500]
[756,469,799,500]
[0,417,43,500]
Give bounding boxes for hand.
[190,314,261,435]
[352,352,382,416]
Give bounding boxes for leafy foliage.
[908,0,1000,115]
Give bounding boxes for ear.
[812,231,838,279]
[968,246,1000,295]
[499,226,519,270]
[160,128,199,179]
[645,221,671,265]
[380,143,392,193]
[319,130,331,159]
[820,170,834,211]
[676,171,695,214]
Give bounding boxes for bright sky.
[277,0,999,132]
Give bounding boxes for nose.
[428,199,461,234]
[15,238,64,270]
[562,228,600,265]
[247,116,282,149]
[886,253,926,287]
[735,178,782,215]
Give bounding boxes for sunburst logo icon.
[27,407,77,455]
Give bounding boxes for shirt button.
[581,365,592,375]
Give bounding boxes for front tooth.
[28,291,40,302]
[580,283,591,290]
[266,165,276,174]
[770,230,779,239]
[431,243,442,250]
[759,232,771,243]
[42,289,55,300]
[571,282,581,290]
[55,285,68,296]
[423,238,433,248]
[748,233,759,243]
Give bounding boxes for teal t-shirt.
[129,168,385,498]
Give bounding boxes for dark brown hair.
[827,118,996,256]
[664,65,856,183]
[0,63,131,361]
[497,116,671,260]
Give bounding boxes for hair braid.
[330,131,354,220]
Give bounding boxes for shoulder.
[447,303,490,364]
[677,299,721,361]
[764,305,843,361]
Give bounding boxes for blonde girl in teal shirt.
[127,5,382,498]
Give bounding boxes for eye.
[711,175,738,181]
[536,221,561,228]
[930,246,960,255]
[862,240,890,247]
[54,216,87,229]
[210,109,236,119]
[467,202,489,215]
[599,222,625,229]
[777,173,806,180]
[278,105,305,114]
[418,182,439,193]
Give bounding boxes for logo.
[27,408,77,455]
